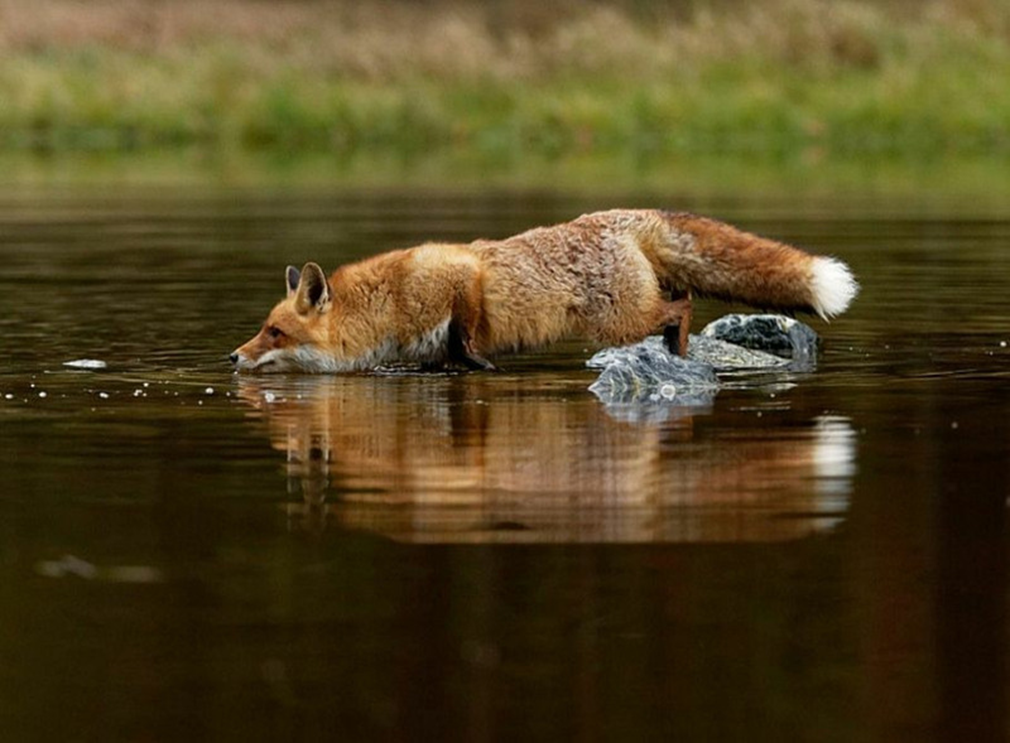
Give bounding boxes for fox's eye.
[267,326,284,340]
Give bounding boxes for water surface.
[1,185,1008,741]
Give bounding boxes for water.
[1,183,1009,741]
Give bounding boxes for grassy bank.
[2,0,1010,157]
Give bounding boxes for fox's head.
[231,263,338,373]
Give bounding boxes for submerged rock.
[701,314,819,365]
[588,314,821,410]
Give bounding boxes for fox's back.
[468,210,664,352]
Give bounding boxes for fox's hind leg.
[655,290,693,357]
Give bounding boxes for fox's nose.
[229,352,239,365]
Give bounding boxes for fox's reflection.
[237,375,855,543]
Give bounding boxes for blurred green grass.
[1,0,1009,158]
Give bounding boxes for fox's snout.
[230,337,262,371]
[231,342,266,371]
[229,349,250,371]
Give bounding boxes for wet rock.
[63,359,108,370]
[587,336,719,410]
[587,314,821,411]
[701,314,819,365]
[687,336,790,371]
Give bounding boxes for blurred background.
[1,0,1008,191]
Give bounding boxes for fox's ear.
[294,262,331,315]
[286,266,300,297]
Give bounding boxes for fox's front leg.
[448,321,498,371]
[447,274,499,372]
[657,290,693,357]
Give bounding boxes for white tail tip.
[811,256,859,319]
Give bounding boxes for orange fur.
[231,209,857,373]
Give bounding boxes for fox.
[230,209,858,373]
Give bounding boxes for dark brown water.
[1,185,1009,741]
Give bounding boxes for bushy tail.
[648,211,859,319]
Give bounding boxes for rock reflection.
[237,376,855,543]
